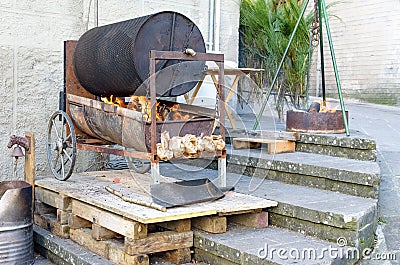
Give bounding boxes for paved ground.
[344,102,400,265]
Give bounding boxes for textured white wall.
[309,0,400,105]
[0,0,240,181]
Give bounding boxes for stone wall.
[0,0,240,180]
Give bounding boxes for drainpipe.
[94,0,98,27]
[207,0,215,51]
[214,0,221,51]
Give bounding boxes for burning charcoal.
[158,104,170,121]
[308,102,320,112]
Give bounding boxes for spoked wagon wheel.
[47,110,77,181]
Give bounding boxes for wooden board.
[34,213,70,239]
[35,170,277,224]
[229,129,300,141]
[233,137,296,154]
[124,231,193,255]
[70,228,149,265]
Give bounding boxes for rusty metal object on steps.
[286,110,349,134]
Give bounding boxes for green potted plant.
[239,0,315,118]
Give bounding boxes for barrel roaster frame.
[46,40,227,186]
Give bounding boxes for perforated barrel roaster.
[46,14,226,181]
[73,11,206,97]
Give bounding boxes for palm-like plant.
[240,0,314,117]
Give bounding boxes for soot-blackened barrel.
[73,11,206,97]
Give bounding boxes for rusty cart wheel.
[127,158,151,174]
[46,110,77,181]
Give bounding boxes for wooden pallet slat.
[35,171,279,264]
[34,213,70,238]
[70,228,149,265]
[158,248,192,264]
[157,219,191,232]
[229,211,269,228]
[72,199,147,239]
[124,231,193,255]
[35,187,72,211]
[56,209,70,225]
[192,216,227,234]
[233,137,296,154]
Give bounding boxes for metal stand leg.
[321,0,349,136]
[151,162,160,185]
[218,157,227,187]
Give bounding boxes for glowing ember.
[100,95,195,121]
[308,99,340,113]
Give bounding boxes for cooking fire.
[101,95,195,122]
[307,100,340,113]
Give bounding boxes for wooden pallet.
[232,137,296,154]
[34,170,277,264]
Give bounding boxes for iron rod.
[318,0,326,106]
[305,29,313,109]
[217,61,225,141]
[321,0,349,136]
[253,0,310,130]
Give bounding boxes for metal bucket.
[73,11,206,97]
[0,181,34,265]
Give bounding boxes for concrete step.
[222,146,380,199]
[231,175,378,251]
[228,148,380,198]
[227,129,377,161]
[185,148,380,199]
[294,132,377,161]
[160,164,378,250]
[34,225,113,265]
[34,225,202,265]
[194,224,359,265]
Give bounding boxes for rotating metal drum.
[73,11,206,97]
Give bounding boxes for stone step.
[295,132,377,161]
[201,145,380,199]
[231,175,378,251]
[194,224,359,265]
[34,225,113,265]
[227,129,377,161]
[34,225,202,265]
[160,164,378,250]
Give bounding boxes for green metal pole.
[321,0,350,136]
[253,0,310,130]
[318,0,326,106]
[305,29,313,109]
